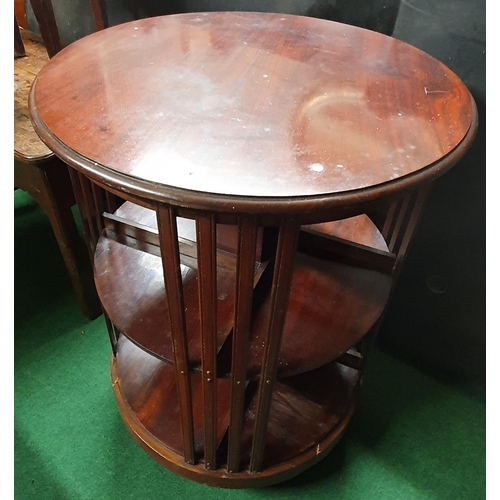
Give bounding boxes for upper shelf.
[94,202,391,378]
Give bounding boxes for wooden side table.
[29,12,477,488]
[14,26,101,320]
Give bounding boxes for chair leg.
[15,158,102,319]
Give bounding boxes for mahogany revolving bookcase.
[29,12,477,488]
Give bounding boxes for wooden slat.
[298,228,396,274]
[112,335,234,460]
[90,0,108,31]
[30,0,62,57]
[393,186,431,280]
[196,214,218,470]
[382,200,398,240]
[94,209,269,368]
[67,169,97,261]
[249,218,301,473]
[388,196,410,253]
[104,211,161,246]
[103,309,118,356]
[239,361,359,471]
[104,191,122,214]
[227,216,258,473]
[245,247,392,379]
[102,212,239,271]
[14,16,26,57]
[15,0,26,28]
[157,206,196,465]
[77,173,99,252]
[335,348,363,370]
[90,182,105,235]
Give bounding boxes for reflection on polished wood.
[29,12,478,488]
[30,12,475,214]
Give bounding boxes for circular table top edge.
[29,11,479,214]
[29,89,478,216]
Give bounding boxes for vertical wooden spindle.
[30,0,62,57]
[196,214,218,470]
[68,170,92,252]
[382,200,398,240]
[103,309,118,356]
[388,196,410,253]
[249,217,300,473]
[104,191,122,214]
[14,16,25,57]
[227,216,258,473]
[392,186,431,281]
[76,172,99,252]
[90,0,109,31]
[157,206,196,465]
[90,182,105,236]
[358,186,432,369]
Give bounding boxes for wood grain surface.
[95,202,391,378]
[112,334,359,487]
[30,12,477,216]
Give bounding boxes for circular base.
[111,335,361,488]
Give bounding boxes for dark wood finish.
[76,172,100,252]
[67,169,114,262]
[30,12,477,220]
[246,249,392,378]
[28,12,478,488]
[157,206,196,465]
[14,16,25,58]
[112,335,232,459]
[391,187,432,281]
[241,361,359,471]
[90,0,108,31]
[14,1,111,319]
[101,204,263,264]
[94,221,266,365]
[112,334,359,487]
[227,216,258,473]
[249,218,301,472]
[94,203,390,378]
[14,156,99,319]
[14,0,26,29]
[196,213,218,469]
[299,220,396,274]
[103,310,118,357]
[29,0,61,58]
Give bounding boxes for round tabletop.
[30,11,477,213]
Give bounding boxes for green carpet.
[14,189,486,499]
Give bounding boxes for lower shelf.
[111,335,361,488]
